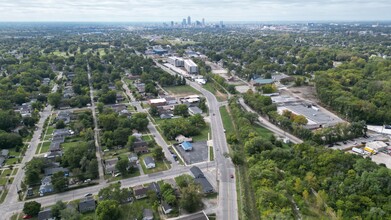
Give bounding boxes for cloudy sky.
[0,0,390,22]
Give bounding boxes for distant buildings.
[187,16,191,25]
[168,56,184,67]
[184,59,198,74]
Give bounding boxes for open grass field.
[164,85,201,96]
[192,124,210,142]
[40,142,51,154]
[220,106,235,134]
[202,83,228,102]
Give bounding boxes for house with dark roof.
[78,199,96,213]
[190,166,204,178]
[194,178,214,194]
[148,182,161,198]
[0,149,9,167]
[56,111,71,124]
[44,167,69,176]
[134,140,148,148]
[38,209,54,220]
[143,156,156,169]
[134,146,149,154]
[49,142,61,152]
[143,209,154,220]
[133,185,149,200]
[52,129,72,137]
[161,202,173,215]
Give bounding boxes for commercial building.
[168,56,184,67]
[184,59,198,74]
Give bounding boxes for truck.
[364,147,378,155]
[352,147,364,155]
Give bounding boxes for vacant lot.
[164,85,201,96]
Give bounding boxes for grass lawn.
[0,178,7,185]
[0,189,8,204]
[102,148,129,160]
[209,147,214,161]
[5,158,18,166]
[9,149,20,157]
[164,85,201,96]
[254,124,273,139]
[44,134,53,141]
[220,106,235,134]
[141,135,153,141]
[140,154,169,174]
[107,169,141,182]
[52,50,69,57]
[202,83,227,102]
[61,142,83,149]
[1,169,12,177]
[46,126,55,135]
[12,168,18,175]
[192,124,210,142]
[39,142,51,154]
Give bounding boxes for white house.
[143,156,156,169]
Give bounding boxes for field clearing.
[164,85,201,96]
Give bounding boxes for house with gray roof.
[143,209,154,220]
[188,106,203,115]
[44,167,69,176]
[143,156,156,169]
[78,199,96,213]
[38,209,54,220]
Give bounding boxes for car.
[342,141,347,144]
[230,174,234,179]
[328,144,334,148]
[213,113,215,116]
[335,143,341,146]
[22,215,32,219]
[85,193,92,197]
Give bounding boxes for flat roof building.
[184,59,198,74]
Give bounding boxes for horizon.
[0,0,390,22]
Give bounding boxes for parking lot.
[174,141,208,165]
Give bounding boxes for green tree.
[55,120,66,129]
[174,104,189,117]
[48,92,62,108]
[153,148,164,161]
[180,183,203,213]
[115,159,129,176]
[96,200,121,220]
[23,201,41,217]
[52,171,67,192]
[52,200,66,219]
[60,207,81,220]
[149,105,159,117]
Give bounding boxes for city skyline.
[0,0,390,22]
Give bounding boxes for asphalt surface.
[155,62,238,220]
[239,98,303,144]
[87,63,105,183]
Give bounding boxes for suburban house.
[161,202,173,215]
[116,93,125,102]
[134,146,149,154]
[143,156,156,169]
[128,153,138,163]
[143,209,154,220]
[133,185,149,200]
[160,113,174,119]
[78,199,96,213]
[135,83,146,93]
[38,209,54,220]
[52,129,73,138]
[49,142,61,152]
[0,149,9,167]
[56,111,71,124]
[175,135,192,143]
[190,166,205,178]
[39,176,54,196]
[188,106,203,115]
[164,96,177,105]
[134,140,148,148]
[148,182,161,198]
[181,141,193,151]
[194,177,214,194]
[149,98,167,107]
[190,166,214,194]
[104,158,119,175]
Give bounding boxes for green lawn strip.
[107,169,141,183]
[44,134,53,141]
[164,85,201,95]
[1,169,12,177]
[202,83,227,102]
[192,123,210,142]
[12,168,18,175]
[141,135,153,141]
[39,142,51,154]
[253,124,273,139]
[209,147,214,161]
[0,178,7,185]
[219,106,235,134]
[61,141,83,149]
[46,126,55,135]
[0,190,9,204]
[5,158,19,166]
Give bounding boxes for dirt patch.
[285,86,320,104]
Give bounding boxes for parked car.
[230,174,234,179]
[85,193,92,197]
[22,215,32,219]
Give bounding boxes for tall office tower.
[220,21,224,28]
[187,16,191,25]
[182,18,187,26]
[171,21,174,26]
[202,18,205,26]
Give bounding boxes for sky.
[0,0,390,22]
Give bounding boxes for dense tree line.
[160,114,206,140]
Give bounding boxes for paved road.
[87,63,105,183]
[1,163,215,219]
[121,79,180,169]
[3,105,52,207]
[155,63,238,220]
[239,98,303,144]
